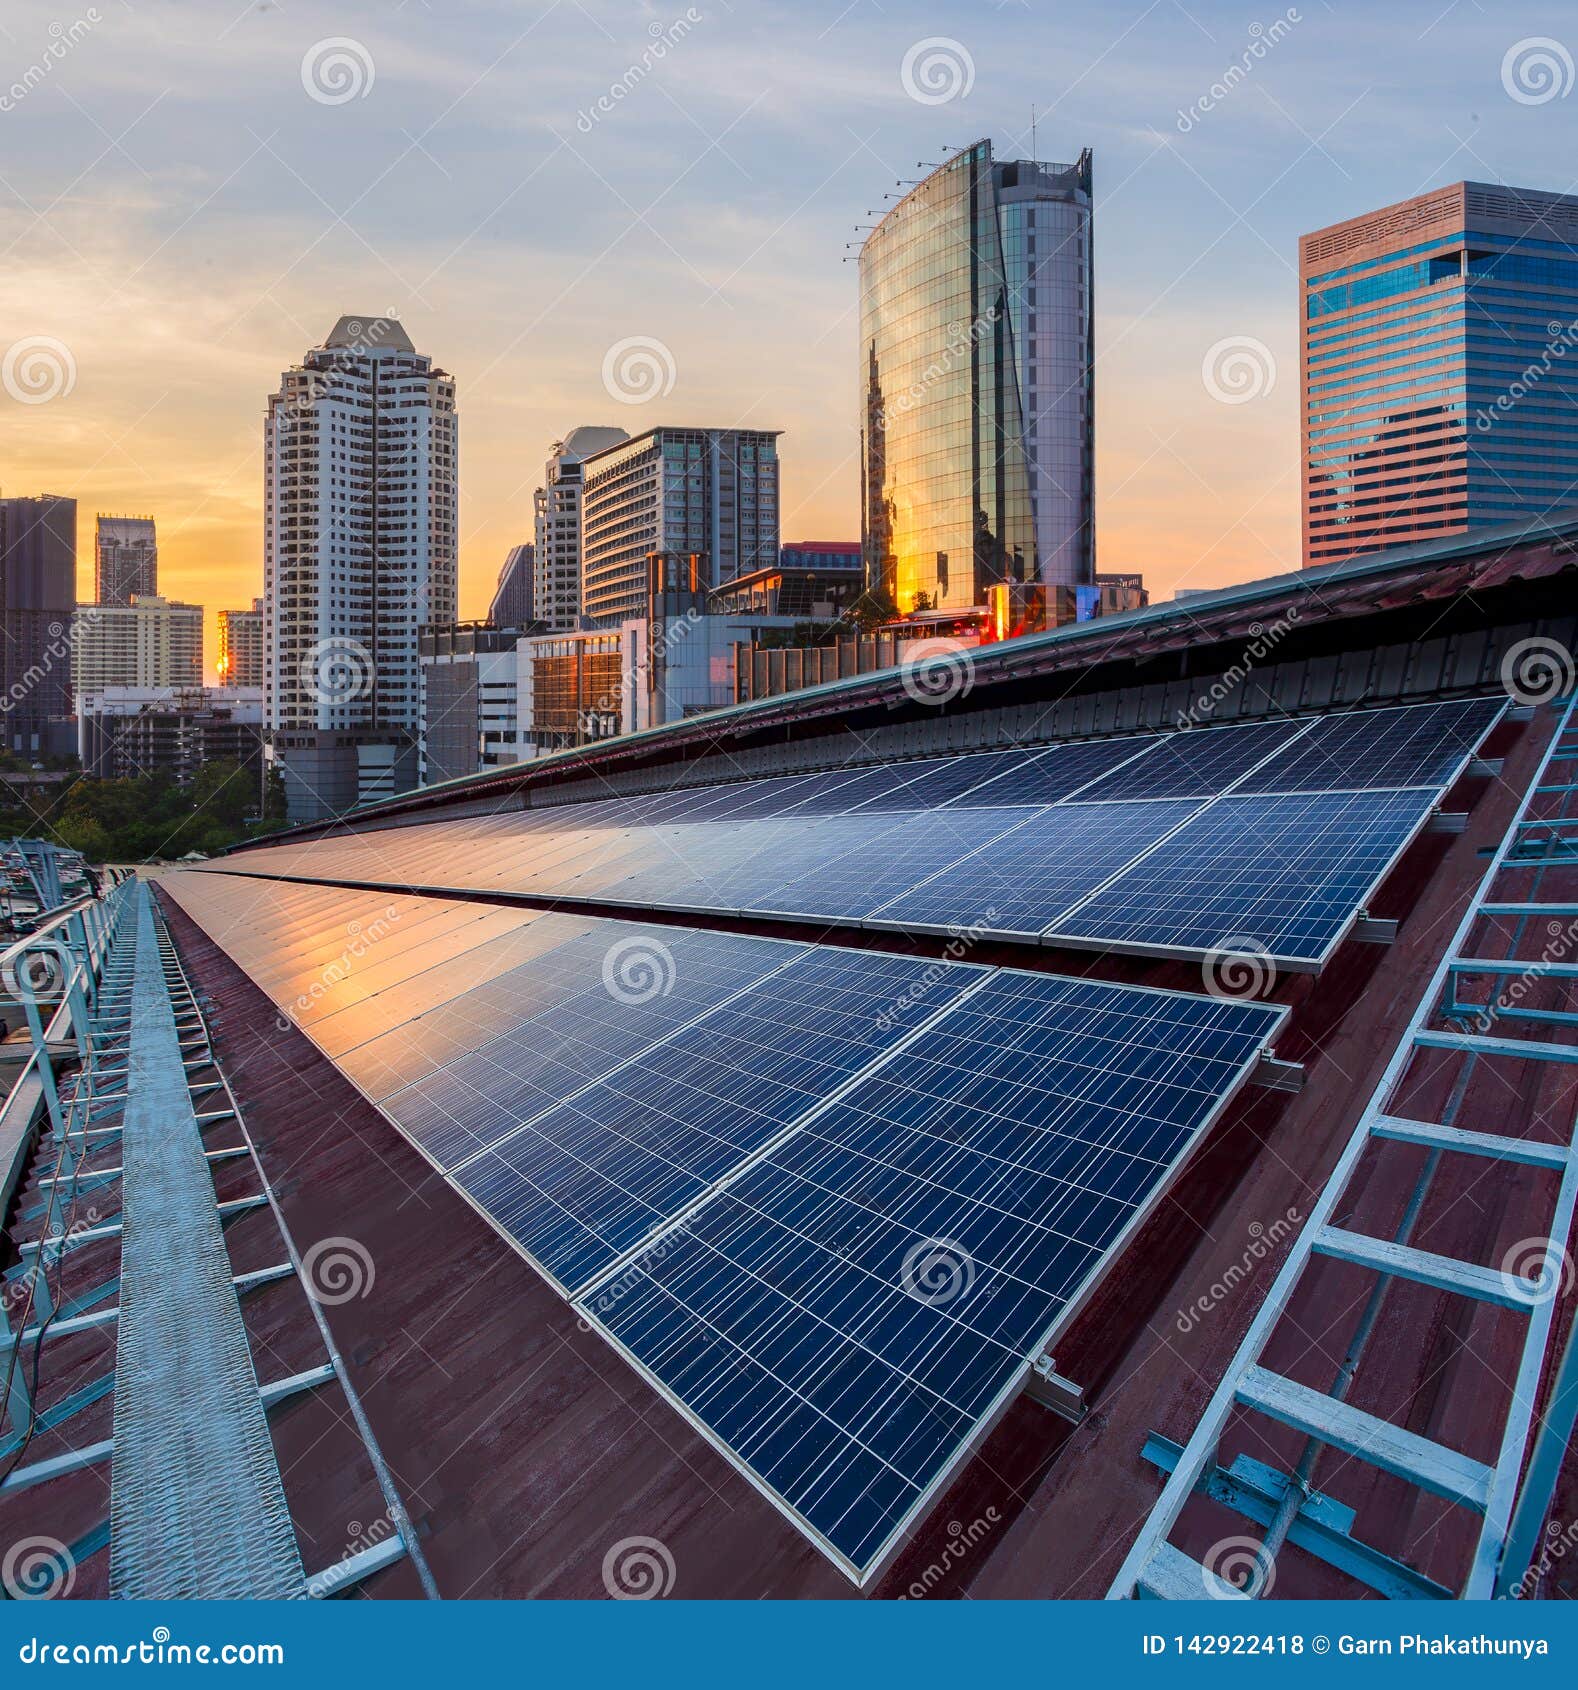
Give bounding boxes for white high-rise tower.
[264,315,458,821]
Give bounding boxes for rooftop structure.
[4,513,1576,1601]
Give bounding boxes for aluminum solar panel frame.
[746,806,1042,924]
[1068,717,1312,802]
[1044,787,1441,968]
[373,925,808,1170]
[1238,697,1508,795]
[863,798,1204,939]
[575,972,1287,1585]
[442,946,987,1294]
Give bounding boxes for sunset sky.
[1,0,1574,678]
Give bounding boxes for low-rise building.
[419,622,529,785]
[77,685,263,784]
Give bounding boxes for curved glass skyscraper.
[859,140,1094,615]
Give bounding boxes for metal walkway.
[1109,695,1578,1601]
[107,885,307,1598]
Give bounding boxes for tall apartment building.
[217,598,265,687]
[580,427,781,625]
[0,494,77,756]
[860,140,1095,614]
[532,426,629,631]
[72,594,204,695]
[488,543,535,628]
[1302,181,1578,567]
[264,315,458,821]
[95,514,158,604]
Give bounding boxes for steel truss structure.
[1109,694,1578,1602]
[0,879,434,1598]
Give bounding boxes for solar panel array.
[162,872,1286,1582]
[207,697,1504,967]
[162,694,1505,1582]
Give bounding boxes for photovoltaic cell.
[380,926,802,1169]
[1238,697,1505,794]
[583,973,1284,1578]
[1046,787,1438,961]
[869,798,1201,935]
[450,946,982,1290]
[1070,718,1305,801]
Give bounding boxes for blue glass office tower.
[859,140,1094,614]
[1302,181,1578,567]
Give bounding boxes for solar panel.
[449,946,983,1291]
[1046,787,1438,963]
[1238,697,1506,793]
[379,926,802,1169]
[750,806,1040,922]
[1070,718,1306,801]
[867,798,1202,936]
[581,973,1285,1580]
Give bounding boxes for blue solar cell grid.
[584,973,1284,1577]
[1047,787,1438,961]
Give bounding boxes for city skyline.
[3,1,1577,681]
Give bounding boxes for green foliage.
[0,760,273,864]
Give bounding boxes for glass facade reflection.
[859,140,1094,614]
[1301,181,1578,568]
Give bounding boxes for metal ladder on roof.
[1109,693,1578,1602]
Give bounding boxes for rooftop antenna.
[1031,103,1037,164]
